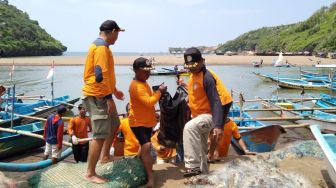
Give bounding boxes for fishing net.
[184,140,324,188]
[28,156,146,188]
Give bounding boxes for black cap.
[99,20,125,32]
[184,47,203,69]
[133,57,154,71]
[57,105,67,115]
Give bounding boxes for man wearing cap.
[179,47,232,177]
[129,57,167,187]
[82,19,125,184]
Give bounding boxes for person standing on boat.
[129,57,167,188]
[178,47,232,177]
[43,106,67,165]
[208,119,256,162]
[82,19,125,184]
[68,104,92,163]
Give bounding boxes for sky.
[8,0,336,53]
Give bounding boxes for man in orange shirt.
[68,104,92,163]
[112,103,140,157]
[210,119,256,160]
[82,19,125,184]
[129,57,167,188]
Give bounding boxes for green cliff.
[0,0,67,57]
[217,3,336,53]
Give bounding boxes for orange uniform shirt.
[216,119,241,157]
[68,116,92,143]
[151,131,176,160]
[128,80,161,128]
[113,118,140,156]
[82,39,116,97]
[188,69,232,118]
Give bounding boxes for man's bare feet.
[145,179,154,188]
[85,174,107,184]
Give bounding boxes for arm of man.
[57,122,64,150]
[43,120,48,140]
[204,70,224,128]
[67,118,74,136]
[87,118,92,132]
[133,84,161,107]
[232,125,256,155]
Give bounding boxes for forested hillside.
[0,0,66,57]
[217,3,336,53]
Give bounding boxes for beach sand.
[1,127,333,188]
[1,54,336,66]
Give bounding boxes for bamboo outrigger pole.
[233,116,305,121]
[0,127,91,146]
[233,97,321,103]
[243,107,336,112]
[238,123,309,130]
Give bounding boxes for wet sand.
[1,54,336,66]
[1,126,332,188]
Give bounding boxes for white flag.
[9,61,15,80]
[274,52,283,67]
[46,61,54,79]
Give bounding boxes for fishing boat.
[252,72,296,82]
[252,61,262,67]
[261,97,336,132]
[301,70,336,78]
[273,52,291,67]
[0,122,44,159]
[313,93,336,108]
[228,105,284,153]
[271,78,330,90]
[150,68,190,76]
[310,124,336,186]
[0,95,79,128]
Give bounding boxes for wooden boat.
[252,61,262,67]
[150,68,190,76]
[261,97,336,132]
[314,93,336,108]
[0,122,44,159]
[252,72,297,82]
[301,70,336,78]
[0,147,72,172]
[310,124,336,186]
[229,105,284,153]
[0,95,79,127]
[271,78,330,90]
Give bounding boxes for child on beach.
[129,57,167,188]
[43,106,67,164]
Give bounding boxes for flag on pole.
[274,52,283,67]
[46,61,54,79]
[9,61,14,80]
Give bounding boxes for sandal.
[183,167,202,177]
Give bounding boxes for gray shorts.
[81,96,120,139]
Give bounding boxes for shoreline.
[1,55,336,66]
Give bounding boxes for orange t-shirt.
[113,118,140,156]
[216,119,241,157]
[68,116,92,144]
[82,39,116,97]
[151,131,176,160]
[128,80,161,128]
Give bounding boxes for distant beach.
[1,54,336,66]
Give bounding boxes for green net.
[28,157,147,188]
